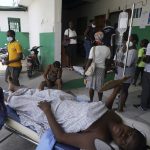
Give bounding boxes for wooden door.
[109,11,121,27]
[95,14,106,31]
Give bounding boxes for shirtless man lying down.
[4,77,148,150]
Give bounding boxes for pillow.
[94,139,114,150]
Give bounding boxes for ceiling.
[18,0,97,9]
[62,0,97,9]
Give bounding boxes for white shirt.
[64,28,77,44]
[89,45,111,68]
[144,43,150,72]
[123,49,137,67]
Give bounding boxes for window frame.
[8,17,21,32]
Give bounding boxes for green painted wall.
[16,32,30,57]
[132,26,150,48]
[0,32,30,56]
[0,32,7,47]
[40,32,54,70]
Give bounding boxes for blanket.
[7,88,108,136]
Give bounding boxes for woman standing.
[106,34,138,112]
[84,31,111,101]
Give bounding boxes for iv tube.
[123,3,135,76]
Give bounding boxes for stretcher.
[1,106,79,150]
[1,106,150,150]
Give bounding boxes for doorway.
[95,14,106,31]
[61,0,88,67]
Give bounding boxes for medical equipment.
[123,3,135,76]
[101,3,135,90]
[118,11,128,37]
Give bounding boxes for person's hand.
[4,60,10,65]
[38,101,51,113]
[117,62,124,68]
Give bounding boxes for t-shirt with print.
[64,28,77,44]
[88,45,110,68]
[137,47,146,68]
[144,43,150,73]
[8,41,22,67]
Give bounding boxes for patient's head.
[53,61,61,68]
[125,129,147,150]
[111,123,147,150]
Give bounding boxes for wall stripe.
[39,32,54,70]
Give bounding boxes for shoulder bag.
[85,46,96,76]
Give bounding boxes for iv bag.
[118,11,128,35]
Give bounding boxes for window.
[8,17,21,32]
[133,8,142,18]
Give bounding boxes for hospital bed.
[1,105,150,150]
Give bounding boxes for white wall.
[28,0,55,47]
[17,0,33,7]
[0,11,29,32]
[54,0,62,61]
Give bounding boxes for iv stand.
[123,3,135,76]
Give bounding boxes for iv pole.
[123,3,135,76]
[100,3,136,92]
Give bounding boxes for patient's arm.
[38,101,96,150]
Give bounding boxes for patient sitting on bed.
[4,77,148,150]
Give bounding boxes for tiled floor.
[0,61,150,150]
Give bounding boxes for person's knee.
[55,79,62,90]
[41,81,47,86]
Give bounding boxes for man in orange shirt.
[4,30,23,86]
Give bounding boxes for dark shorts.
[5,66,22,86]
[65,44,77,58]
[121,83,130,94]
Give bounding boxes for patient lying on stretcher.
[5,77,148,150]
